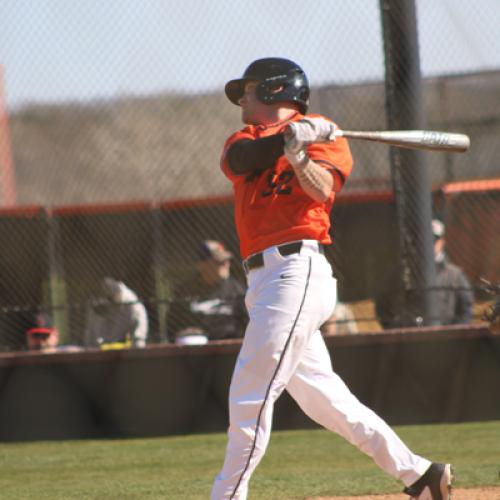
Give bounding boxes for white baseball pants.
[211,240,430,500]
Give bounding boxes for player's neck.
[257,106,299,126]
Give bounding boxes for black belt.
[243,241,324,273]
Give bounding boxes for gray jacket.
[434,258,474,325]
[376,257,474,328]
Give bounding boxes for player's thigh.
[286,329,352,401]
[230,301,306,399]
[231,256,325,397]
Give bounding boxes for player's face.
[239,81,270,125]
[27,329,59,351]
[434,236,445,258]
[198,258,230,284]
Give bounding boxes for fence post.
[380,0,438,325]
[42,208,68,342]
[0,66,16,206]
[152,207,170,343]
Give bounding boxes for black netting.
[0,1,498,350]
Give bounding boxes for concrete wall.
[0,325,498,441]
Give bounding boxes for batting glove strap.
[284,146,308,167]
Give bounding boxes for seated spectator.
[84,277,148,349]
[376,219,474,328]
[320,302,359,336]
[167,240,248,344]
[26,312,81,353]
[489,298,500,334]
[481,278,500,334]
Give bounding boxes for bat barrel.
[337,130,470,153]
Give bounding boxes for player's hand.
[284,118,337,152]
[283,127,307,165]
[284,118,337,166]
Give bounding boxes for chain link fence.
[0,0,498,351]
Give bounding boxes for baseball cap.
[25,312,56,339]
[26,328,53,340]
[432,219,445,239]
[198,240,232,263]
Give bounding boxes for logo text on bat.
[422,131,452,145]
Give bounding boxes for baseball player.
[211,57,452,500]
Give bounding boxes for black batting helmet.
[225,58,310,114]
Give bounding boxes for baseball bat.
[334,129,470,153]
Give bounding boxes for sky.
[1,0,499,109]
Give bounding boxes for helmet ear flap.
[298,86,310,104]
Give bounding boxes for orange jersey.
[221,113,353,259]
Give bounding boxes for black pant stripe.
[230,257,313,499]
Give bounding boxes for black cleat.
[403,463,453,499]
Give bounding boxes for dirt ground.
[306,486,500,499]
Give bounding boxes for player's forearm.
[292,156,333,202]
[227,135,285,174]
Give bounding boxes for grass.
[0,421,499,499]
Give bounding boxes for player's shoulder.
[221,128,252,160]
[305,113,328,119]
[304,112,338,126]
[225,125,256,143]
